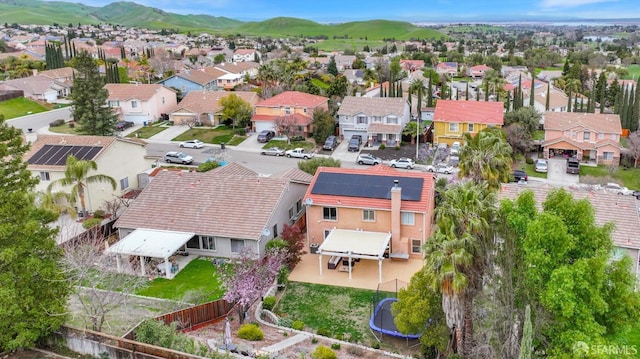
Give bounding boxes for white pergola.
[317,228,392,283]
[106,228,195,278]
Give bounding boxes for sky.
[50,0,637,22]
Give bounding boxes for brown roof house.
[337,96,411,146]
[111,163,313,273]
[105,83,178,125]
[251,91,329,137]
[169,90,261,126]
[542,112,622,165]
[2,74,71,103]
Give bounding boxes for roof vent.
[393,180,399,187]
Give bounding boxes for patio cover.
[107,228,194,258]
[317,229,392,282]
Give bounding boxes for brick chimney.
[391,180,401,247]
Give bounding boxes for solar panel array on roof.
[311,172,423,201]
[28,145,103,165]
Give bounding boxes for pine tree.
[69,51,118,136]
[465,82,469,101]
[545,82,550,111]
[562,58,570,77]
[427,76,433,107]
[327,56,338,76]
[567,88,572,112]
[529,75,535,107]
[632,84,640,132]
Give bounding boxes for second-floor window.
[386,116,398,124]
[285,107,291,115]
[449,123,459,132]
[323,207,337,221]
[357,115,367,124]
[610,134,617,140]
[39,172,50,181]
[109,100,120,107]
[401,211,415,225]
[363,209,375,221]
[468,123,474,132]
[583,132,590,140]
[131,101,138,109]
[120,177,129,191]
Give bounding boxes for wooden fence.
[0,90,23,102]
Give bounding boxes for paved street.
[7,107,73,135]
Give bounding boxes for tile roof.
[271,168,314,184]
[367,123,403,134]
[114,164,295,239]
[337,96,406,117]
[105,83,173,101]
[172,91,260,114]
[499,184,640,249]
[256,91,328,108]
[38,67,75,80]
[543,112,622,134]
[305,166,434,212]
[251,113,312,125]
[433,100,504,125]
[175,70,218,85]
[234,49,255,55]
[532,87,568,110]
[202,66,229,78]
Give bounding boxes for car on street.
[535,159,548,173]
[357,153,382,165]
[633,190,640,200]
[261,147,285,156]
[322,136,338,150]
[179,139,204,149]
[511,169,528,182]
[164,151,193,164]
[285,148,314,159]
[389,158,415,169]
[116,121,134,130]
[425,163,455,174]
[257,130,275,143]
[604,183,635,196]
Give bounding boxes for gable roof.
[105,83,174,101]
[433,100,504,125]
[304,166,434,212]
[3,75,62,95]
[543,112,622,134]
[271,167,314,184]
[337,96,406,117]
[171,90,260,114]
[256,91,328,108]
[115,163,298,239]
[174,70,218,85]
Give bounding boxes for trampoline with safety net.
[369,279,422,342]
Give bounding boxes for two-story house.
[232,49,259,62]
[105,83,178,124]
[156,69,219,96]
[436,62,458,76]
[303,166,435,283]
[399,59,425,73]
[24,135,151,214]
[467,64,492,79]
[251,91,329,136]
[432,100,504,146]
[169,90,261,126]
[542,112,622,165]
[202,62,260,90]
[337,96,410,146]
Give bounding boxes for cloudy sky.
[49,0,634,22]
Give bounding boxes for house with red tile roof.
[233,48,259,62]
[337,96,410,146]
[432,100,504,146]
[467,64,492,78]
[542,112,622,165]
[168,90,261,126]
[251,91,329,136]
[436,62,458,76]
[104,83,178,124]
[304,166,435,280]
[113,163,313,261]
[399,59,425,73]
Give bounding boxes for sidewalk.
[145,124,189,142]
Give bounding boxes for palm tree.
[458,127,513,191]
[47,155,116,217]
[409,79,427,120]
[34,190,77,219]
[423,180,497,356]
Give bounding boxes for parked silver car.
[164,151,193,164]
[357,153,382,165]
[389,157,415,169]
[261,147,285,156]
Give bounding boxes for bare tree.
[184,115,201,136]
[273,115,297,144]
[628,131,640,168]
[61,227,147,332]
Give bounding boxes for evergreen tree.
[561,58,570,77]
[485,79,490,101]
[545,82,550,111]
[327,56,338,76]
[529,75,535,107]
[0,116,70,351]
[465,81,469,101]
[69,51,118,136]
[427,76,433,107]
[573,94,579,112]
[631,84,640,131]
[567,88,572,112]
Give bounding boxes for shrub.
[292,320,304,331]
[262,296,276,311]
[525,157,534,164]
[278,317,293,328]
[49,119,65,127]
[234,128,246,136]
[379,144,386,150]
[68,122,75,128]
[237,323,263,341]
[371,342,380,349]
[265,238,287,251]
[334,332,344,341]
[311,346,337,359]
[291,135,305,142]
[196,161,219,172]
[277,267,289,287]
[316,328,331,337]
[92,209,105,218]
[311,337,319,344]
[330,343,341,350]
[82,218,102,229]
[395,145,400,151]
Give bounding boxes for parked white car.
[179,139,204,149]
[389,158,415,169]
[425,163,455,174]
[357,154,382,165]
[604,183,634,196]
[535,159,548,173]
[450,141,461,155]
[285,148,314,159]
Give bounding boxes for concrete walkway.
[259,333,311,354]
[145,124,190,142]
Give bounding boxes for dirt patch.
[361,142,432,163]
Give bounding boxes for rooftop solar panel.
[27,145,103,166]
[311,172,423,201]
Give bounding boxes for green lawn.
[136,258,225,302]
[311,78,329,90]
[608,321,640,358]
[524,162,548,179]
[274,282,375,343]
[0,97,50,119]
[127,125,167,139]
[263,140,315,151]
[48,122,78,134]
[172,126,247,145]
[623,64,640,80]
[580,165,640,190]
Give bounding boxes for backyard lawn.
[172,126,247,145]
[127,125,167,139]
[136,258,225,302]
[580,165,640,190]
[623,64,640,80]
[0,97,50,119]
[263,139,315,151]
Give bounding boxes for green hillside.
[0,0,102,25]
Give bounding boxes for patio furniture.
[328,256,341,269]
[338,265,351,272]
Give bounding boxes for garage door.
[343,130,367,141]
[254,121,275,134]
[125,114,150,125]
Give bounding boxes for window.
[272,224,278,238]
[131,101,138,109]
[610,133,617,140]
[231,239,245,253]
[324,230,331,239]
[386,116,398,124]
[303,108,307,113]
[39,171,50,181]
[363,209,375,221]
[289,207,295,219]
[109,100,120,107]
[449,123,459,132]
[201,236,216,251]
[401,211,415,225]
[323,207,337,221]
[186,236,200,249]
[357,115,367,124]
[611,248,626,261]
[285,107,291,115]
[603,152,613,160]
[468,123,474,133]
[411,239,422,253]
[296,199,302,213]
[599,133,604,140]
[120,177,129,191]
[583,131,590,140]
[162,96,166,104]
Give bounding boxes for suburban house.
[168,90,261,126]
[111,163,313,277]
[467,64,492,78]
[436,62,458,76]
[2,75,71,103]
[156,69,219,96]
[105,83,178,124]
[337,96,411,146]
[232,49,259,62]
[303,166,435,282]
[499,185,640,277]
[24,135,151,214]
[399,59,425,73]
[432,100,504,146]
[334,55,357,71]
[542,112,622,165]
[251,91,329,136]
[526,84,570,113]
[203,62,260,90]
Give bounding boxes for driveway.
[145,125,189,142]
[546,158,579,187]
[330,139,359,163]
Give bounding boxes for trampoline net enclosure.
[369,279,420,340]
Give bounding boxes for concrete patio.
[288,253,424,290]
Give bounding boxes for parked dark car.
[323,136,338,150]
[566,157,580,174]
[348,136,362,152]
[116,121,134,130]
[512,170,528,182]
[257,130,275,143]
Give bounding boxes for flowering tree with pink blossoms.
[218,247,285,323]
